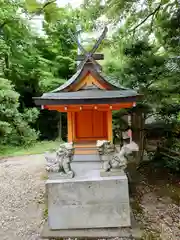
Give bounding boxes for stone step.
[73,154,100,162]
[75,147,97,152]
[75,144,97,148]
[74,149,98,155]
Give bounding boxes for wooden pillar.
[58,112,62,140]
[72,112,75,142]
[131,110,144,164]
[67,112,73,142]
[107,111,113,142]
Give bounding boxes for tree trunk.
[131,110,145,164]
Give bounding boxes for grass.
[41,172,48,180]
[0,140,62,158]
[43,206,48,219]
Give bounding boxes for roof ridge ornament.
[68,26,108,71]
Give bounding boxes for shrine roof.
[51,63,121,93]
[100,74,126,89]
[33,27,142,107]
[33,63,142,105]
[34,89,141,105]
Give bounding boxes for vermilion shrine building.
[34,28,141,144]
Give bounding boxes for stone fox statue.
[97,140,139,172]
[45,142,75,178]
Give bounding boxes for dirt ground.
[129,162,180,240]
[0,155,179,240]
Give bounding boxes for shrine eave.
[51,64,121,92]
[33,90,142,106]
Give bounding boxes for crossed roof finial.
[68,26,108,71]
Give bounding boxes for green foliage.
[153,137,180,172]
[162,155,180,172]
[0,78,39,146]
[80,0,180,170]
[25,0,42,13]
[104,38,168,120]
[88,0,180,122]
[0,1,78,143]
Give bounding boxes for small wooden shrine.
[38,27,143,240]
[34,27,141,143]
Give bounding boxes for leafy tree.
[0,0,41,145]
[0,77,39,146]
[34,6,78,141]
[0,1,78,142]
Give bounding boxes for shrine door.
[75,110,107,141]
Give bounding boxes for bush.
[0,78,39,146]
[151,138,180,172]
[163,156,180,172]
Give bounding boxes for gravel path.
[1,155,179,240]
[0,155,46,240]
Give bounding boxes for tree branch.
[129,2,162,33]
[145,80,156,89]
[43,0,56,9]
[0,0,57,29]
[0,21,8,29]
[28,0,57,20]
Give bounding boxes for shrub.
[0,78,39,146]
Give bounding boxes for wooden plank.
[69,27,107,71]
[160,147,180,156]
[75,111,93,139]
[45,103,135,112]
[77,54,104,61]
[107,111,113,142]
[93,111,107,138]
[72,73,107,91]
[91,26,108,54]
[160,152,180,161]
[67,112,73,142]
[72,112,75,142]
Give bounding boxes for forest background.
[0,0,180,170]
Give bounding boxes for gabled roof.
[34,89,140,105]
[51,63,121,92]
[33,63,142,106]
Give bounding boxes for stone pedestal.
[41,214,142,239]
[46,170,131,230]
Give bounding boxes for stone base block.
[41,211,142,239]
[100,169,124,177]
[48,172,74,180]
[46,170,131,230]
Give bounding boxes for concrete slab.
[71,161,101,177]
[41,212,142,239]
[72,154,102,176]
[46,170,131,230]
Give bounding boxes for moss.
[41,172,48,180]
[141,230,161,240]
[131,199,143,215]
[156,183,180,205]
[166,185,180,205]
[43,206,48,219]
